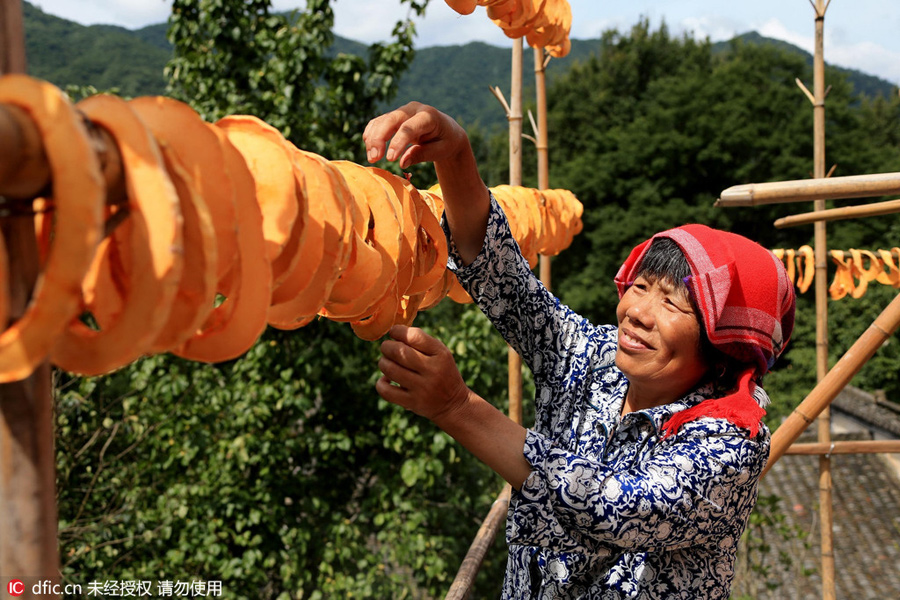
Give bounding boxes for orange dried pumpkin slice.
[0,74,104,383]
[80,234,125,329]
[446,275,474,304]
[368,167,419,295]
[445,0,477,15]
[129,96,238,284]
[268,147,322,307]
[0,229,8,334]
[350,291,401,341]
[148,145,218,353]
[268,149,353,328]
[406,195,448,296]
[876,248,900,287]
[174,125,271,362]
[216,115,301,268]
[419,269,454,311]
[51,94,183,376]
[320,160,399,321]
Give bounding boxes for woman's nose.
[625,295,655,327]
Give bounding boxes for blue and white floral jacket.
[445,195,770,599]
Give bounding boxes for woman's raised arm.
[363,102,490,265]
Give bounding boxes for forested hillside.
[22,1,897,130]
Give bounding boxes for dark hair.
[634,238,743,392]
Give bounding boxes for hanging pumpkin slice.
[406,196,448,296]
[876,248,900,287]
[368,167,420,295]
[215,115,301,273]
[350,290,401,341]
[419,269,454,311]
[51,94,183,375]
[148,145,219,353]
[268,149,353,329]
[445,0,477,15]
[345,167,407,340]
[0,74,104,383]
[321,160,400,321]
[174,125,271,362]
[828,250,854,300]
[129,96,238,285]
[268,146,331,308]
[849,249,882,299]
[795,245,815,293]
[0,228,8,334]
[80,234,125,329]
[446,275,474,304]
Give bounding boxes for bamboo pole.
[810,4,835,597]
[716,172,900,206]
[507,38,524,426]
[444,485,511,600]
[764,290,900,475]
[774,197,900,228]
[533,47,551,290]
[785,440,900,455]
[0,0,62,596]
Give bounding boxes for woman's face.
[615,274,709,403]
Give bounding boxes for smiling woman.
[366,102,796,599]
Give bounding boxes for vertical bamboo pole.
[0,0,62,596]
[533,47,551,290]
[507,39,524,425]
[811,2,835,598]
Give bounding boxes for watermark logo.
[7,579,25,597]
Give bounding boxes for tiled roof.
[737,387,900,599]
[832,385,900,437]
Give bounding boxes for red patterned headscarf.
[614,224,796,438]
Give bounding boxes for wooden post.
[507,38,524,426]
[443,486,511,600]
[533,47,551,290]
[0,0,62,596]
[810,3,835,597]
[774,198,900,228]
[716,172,900,206]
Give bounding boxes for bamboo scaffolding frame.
[444,485,511,600]
[764,290,900,474]
[0,0,62,594]
[774,197,900,227]
[716,171,900,206]
[785,440,900,455]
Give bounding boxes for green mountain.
[19,1,897,128]
[22,2,170,98]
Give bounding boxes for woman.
[366,103,795,599]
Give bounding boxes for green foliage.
[732,493,816,598]
[165,0,428,160]
[56,311,513,598]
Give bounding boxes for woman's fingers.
[363,102,464,169]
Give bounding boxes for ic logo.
[7,579,25,596]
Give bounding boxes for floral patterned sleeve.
[443,193,614,385]
[508,423,769,553]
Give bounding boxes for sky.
[25,0,900,87]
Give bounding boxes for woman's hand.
[376,324,471,423]
[376,324,532,489]
[363,102,470,170]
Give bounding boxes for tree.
[165,0,428,160]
